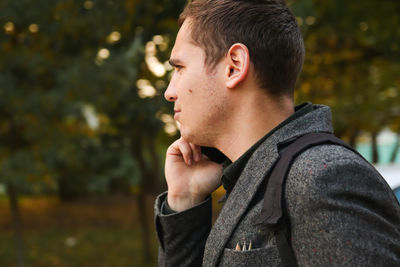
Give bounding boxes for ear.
[225,43,250,89]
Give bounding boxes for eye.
[175,65,183,72]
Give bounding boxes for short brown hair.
[179,0,304,96]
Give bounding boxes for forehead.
[170,20,204,62]
[176,19,192,45]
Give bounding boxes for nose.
[164,82,177,102]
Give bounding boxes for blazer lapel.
[203,135,280,266]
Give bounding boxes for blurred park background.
[0,0,399,266]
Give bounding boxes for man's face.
[164,20,228,146]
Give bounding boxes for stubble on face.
[171,20,231,147]
[181,80,230,148]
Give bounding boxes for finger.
[177,138,193,165]
[190,143,202,162]
[167,139,183,156]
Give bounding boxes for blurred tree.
[389,116,400,163]
[0,0,185,265]
[390,135,400,163]
[291,0,400,163]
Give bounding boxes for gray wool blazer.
[154,105,400,267]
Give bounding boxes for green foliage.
[291,0,400,139]
[0,0,185,197]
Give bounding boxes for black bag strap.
[255,132,360,267]
[275,217,298,267]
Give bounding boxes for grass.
[0,187,226,267]
[0,227,158,267]
[0,195,159,267]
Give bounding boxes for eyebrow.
[169,58,183,67]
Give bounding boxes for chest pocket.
[219,246,280,267]
[221,193,281,266]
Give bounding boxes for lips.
[174,109,181,120]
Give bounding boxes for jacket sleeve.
[154,191,212,267]
[285,145,400,267]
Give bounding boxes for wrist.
[167,191,207,212]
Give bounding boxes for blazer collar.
[203,104,334,266]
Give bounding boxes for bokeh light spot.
[29,24,39,33]
[4,21,14,34]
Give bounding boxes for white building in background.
[355,129,400,201]
[356,128,400,165]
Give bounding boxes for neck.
[215,93,294,162]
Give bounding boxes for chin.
[180,128,211,147]
[180,127,195,142]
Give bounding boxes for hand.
[165,137,223,212]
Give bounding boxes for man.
[154,0,400,266]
